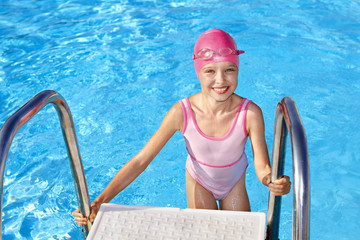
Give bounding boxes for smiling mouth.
[212,87,229,94]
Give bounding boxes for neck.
[199,93,235,115]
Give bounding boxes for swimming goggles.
[192,47,245,60]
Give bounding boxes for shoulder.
[187,93,201,106]
[168,101,184,118]
[232,94,245,107]
[247,101,263,117]
[245,101,265,134]
[162,101,185,132]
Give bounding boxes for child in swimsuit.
[72,28,291,226]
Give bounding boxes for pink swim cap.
[193,29,244,76]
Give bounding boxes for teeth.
[213,87,228,93]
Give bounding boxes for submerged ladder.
[0,90,309,239]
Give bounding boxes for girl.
[72,28,291,226]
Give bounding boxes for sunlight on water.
[0,0,359,239]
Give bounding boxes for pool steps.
[0,90,310,239]
[0,91,92,238]
[87,203,266,240]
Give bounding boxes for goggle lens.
[193,47,244,60]
[218,47,233,56]
[197,48,214,60]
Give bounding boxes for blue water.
[1,0,359,239]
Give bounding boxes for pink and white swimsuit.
[179,98,252,200]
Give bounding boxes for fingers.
[72,203,100,227]
[72,208,90,226]
[269,175,291,196]
[74,216,88,226]
[273,175,290,184]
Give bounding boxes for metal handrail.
[0,90,92,239]
[266,97,310,240]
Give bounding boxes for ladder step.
[87,203,266,240]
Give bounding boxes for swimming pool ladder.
[266,97,310,240]
[0,90,92,239]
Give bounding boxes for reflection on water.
[0,0,359,239]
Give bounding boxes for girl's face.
[198,61,238,103]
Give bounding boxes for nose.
[215,71,226,85]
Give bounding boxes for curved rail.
[266,97,310,240]
[0,90,92,239]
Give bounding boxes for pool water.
[1,0,359,239]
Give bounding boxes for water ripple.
[1,0,360,239]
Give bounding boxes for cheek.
[232,80,238,90]
[199,75,215,86]
[229,75,238,86]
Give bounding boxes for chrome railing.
[266,97,310,240]
[0,90,92,239]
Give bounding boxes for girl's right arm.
[72,102,184,226]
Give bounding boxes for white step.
[87,203,266,240]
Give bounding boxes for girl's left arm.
[246,103,291,196]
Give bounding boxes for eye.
[226,68,235,72]
[205,69,215,73]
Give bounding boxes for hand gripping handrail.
[266,97,310,240]
[0,90,92,239]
